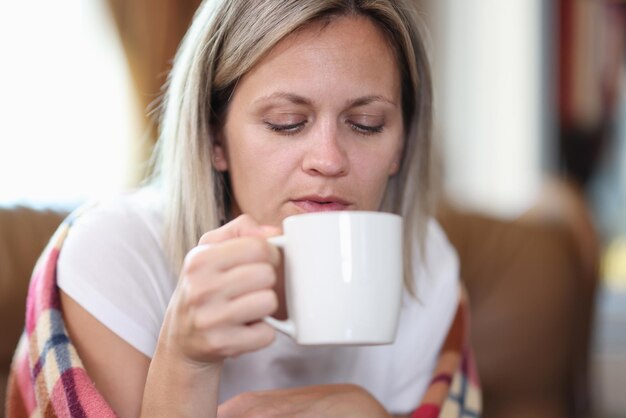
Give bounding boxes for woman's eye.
[264,121,307,135]
[349,122,384,135]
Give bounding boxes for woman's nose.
[301,125,349,177]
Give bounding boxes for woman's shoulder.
[57,185,172,286]
[70,186,161,227]
[64,186,165,249]
[57,186,173,357]
[422,217,459,270]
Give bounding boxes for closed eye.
[264,121,307,135]
[349,122,384,135]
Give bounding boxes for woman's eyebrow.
[347,95,397,108]
[253,92,312,106]
[252,93,397,108]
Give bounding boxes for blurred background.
[0,0,625,417]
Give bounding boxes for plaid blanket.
[411,288,482,418]
[5,214,481,417]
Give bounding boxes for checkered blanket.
[5,215,481,417]
[411,288,482,418]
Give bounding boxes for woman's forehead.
[234,15,402,104]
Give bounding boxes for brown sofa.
[438,205,596,418]
[1,188,597,418]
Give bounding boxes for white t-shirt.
[57,187,460,414]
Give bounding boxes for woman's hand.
[142,214,281,417]
[160,214,281,366]
[217,384,392,418]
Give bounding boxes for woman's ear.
[212,134,229,172]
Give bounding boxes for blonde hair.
[152,0,434,294]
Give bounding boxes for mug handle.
[263,235,296,338]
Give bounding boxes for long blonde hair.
[152,0,434,294]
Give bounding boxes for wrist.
[158,308,226,373]
[151,339,224,390]
[142,342,223,417]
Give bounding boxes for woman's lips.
[291,197,351,212]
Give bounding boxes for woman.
[10,0,472,417]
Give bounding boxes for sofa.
[1,183,598,417]
[438,206,596,418]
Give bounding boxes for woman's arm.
[140,325,223,417]
[61,291,150,417]
[62,288,226,417]
[217,384,412,418]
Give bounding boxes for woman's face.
[214,15,404,226]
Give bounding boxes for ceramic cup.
[264,211,403,345]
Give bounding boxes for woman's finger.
[203,321,276,359]
[193,289,278,330]
[199,214,279,245]
[184,236,280,277]
[220,263,277,300]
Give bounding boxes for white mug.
[264,211,403,345]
